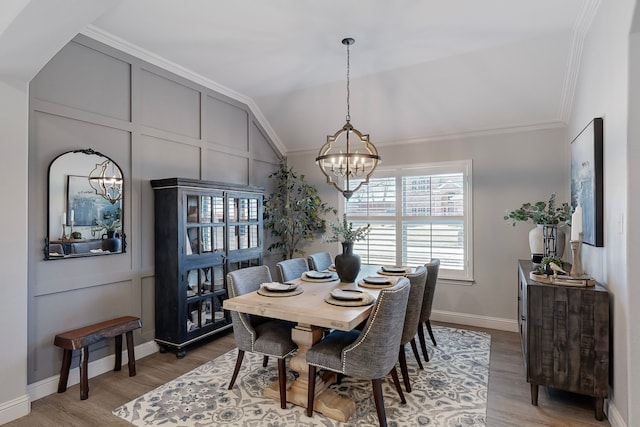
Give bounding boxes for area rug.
[113,326,490,426]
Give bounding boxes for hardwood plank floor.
[6,323,611,426]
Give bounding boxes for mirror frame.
[44,148,126,260]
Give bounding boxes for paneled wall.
[27,34,282,383]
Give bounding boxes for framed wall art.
[570,117,603,247]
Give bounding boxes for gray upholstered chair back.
[227,265,272,297]
[307,252,333,272]
[342,277,410,379]
[276,258,309,282]
[226,266,272,351]
[400,266,427,345]
[419,259,441,323]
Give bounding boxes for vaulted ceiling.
[56,1,604,153]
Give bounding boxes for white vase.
[529,224,565,258]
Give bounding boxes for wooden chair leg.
[398,345,411,393]
[389,366,406,404]
[426,320,437,346]
[417,322,430,362]
[372,378,388,427]
[277,357,287,409]
[126,330,136,376]
[307,365,317,417]
[57,349,72,393]
[114,334,123,371]
[263,355,269,367]
[228,350,245,390]
[79,347,89,400]
[410,338,424,370]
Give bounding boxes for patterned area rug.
[113,326,490,426]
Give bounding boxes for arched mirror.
[45,148,126,260]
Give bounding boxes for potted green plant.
[324,214,370,282]
[263,164,336,260]
[503,193,572,226]
[504,193,572,258]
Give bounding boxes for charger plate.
[257,287,304,297]
[324,292,375,306]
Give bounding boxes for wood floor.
[6,323,611,426]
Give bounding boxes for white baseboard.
[607,399,627,427]
[0,394,30,425]
[431,309,519,332]
[27,340,159,402]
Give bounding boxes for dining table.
[223,264,415,422]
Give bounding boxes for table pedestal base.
[263,323,356,422]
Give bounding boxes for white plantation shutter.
[346,160,473,281]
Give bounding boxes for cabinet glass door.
[186,193,224,255]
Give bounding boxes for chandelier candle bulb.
[571,204,582,241]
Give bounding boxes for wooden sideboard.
[518,260,609,421]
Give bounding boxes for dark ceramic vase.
[334,242,361,283]
[101,231,122,252]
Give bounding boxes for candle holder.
[570,232,584,277]
[61,223,67,240]
[70,220,74,238]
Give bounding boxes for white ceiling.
[88,0,600,153]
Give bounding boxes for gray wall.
[27,34,282,383]
[289,125,570,329]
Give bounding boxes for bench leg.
[57,349,72,393]
[126,330,136,376]
[114,334,123,371]
[80,347,89,400]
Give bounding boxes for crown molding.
[287,121,566,155]
[80,25,287,157]
[559,0,601,122]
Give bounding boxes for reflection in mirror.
[45,148,126,260]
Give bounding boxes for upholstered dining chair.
[398,265,427,392]
[276,258,309,282]
[306,278,411,427]
[307,252,333,272]
[226,266,297,409]
[417,259,441,362]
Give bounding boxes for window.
[346,160,473,282]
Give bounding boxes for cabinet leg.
[595,397,604,421]
[530,383,538,406]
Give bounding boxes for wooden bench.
[54,316,142,400]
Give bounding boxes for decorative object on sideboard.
[504,193,572,260]
[315,37,381,199]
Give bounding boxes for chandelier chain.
[346,41,350,123]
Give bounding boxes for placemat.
[324,292,375,306]
[256,287,304,297]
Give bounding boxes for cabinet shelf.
[152,178,263,357]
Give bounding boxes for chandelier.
[88,159,123,204]
[316,38,380,199]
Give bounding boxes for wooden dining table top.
[223,264,399,331]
